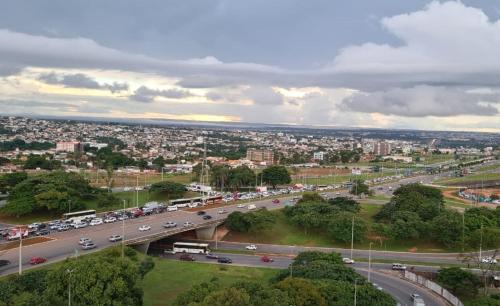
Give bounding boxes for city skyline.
[1,1,500,132]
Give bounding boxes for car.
[410,294,421,301]
[57,224,70,231]
[104,217,117,223]
[183,221,194,227]
[81,242,96,250]
[206,253,219,259]
[35,229,50,236]
[89,218,103,226]
[197,211,206,216]
[272,199,280,204]
[163,221,177,228]
[247,204,257,210]
[180,254,195,261]
[50,224,61,230]
[217,257,232,264]
[237,204,245,208]
[118,214,129,221]
[261,256,274,263]
[392,263,407,270]
[78,237,92,245]
[109,234,122,242]
[342,257,355,264]
[28,223,42,230]
[481,257,497,264]
[72,222,88,229]
[202,215,212,220]
[138,225,151,231]
[372,283,383,291]
[0,260,11,267]
[167,205,178,212]
[29,257,47,265]
[335,192,340,196]
[246,244,257,250]
[218,209,227,214]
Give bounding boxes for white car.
[123,187,131,191]
[218,209,227,214]
[481,257,497,264]
[138,225,151,231]
[78,237,92,245]
[246,244,257,250]
[237,204,245,208]
[109,234,122,242]
[247,204,257,210]
[89,218,103,226]
[73,222,88,229]
[183,221,194,227]
[104,217,117,223]
[342,257,355,264]
[28,222,42,229]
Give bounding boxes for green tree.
[173,279,221,306]
[431,210,463,248]
[293,251,343,265]
[328,213,367,243]
[0,172,27,193]
[227,166,256,190]
[328,197,360,213]
[149,181,185,199]
[436,267,481,297]
[274,277,326,306]
[349,179,371,196]
[152,156,165,168]
[262,165,291,189]
[96,193,120,208]
[200,287,251,306]
[225,211,251,232]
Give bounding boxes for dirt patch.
[442,189,470,204]
[0,236,55,251]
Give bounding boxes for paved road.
[161,252,446,306]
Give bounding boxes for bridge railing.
[404,271,463,306]
[124,219,224,245]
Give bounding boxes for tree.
[436,267,481,297]
[227,166,256,190]
[23,154,61,170]
[96,193,120,208]
[293,251,343,266]
[431,210,462,248]
[152,156,165,168]
[274,278,326,306]
[225,211,251,232]
[328,213,367,243]
[0,172,27,193]
[349,179,370,196]
[136,158,148,171]
[390,211,424,240]
[200,287,251,306]
[148,181,185,199]
[261,165,291,189]
[225,209,276,233]
[328,197,360,213]
[173,279,221,306]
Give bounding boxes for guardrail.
[404,271,464,306]
[124,219,224,245]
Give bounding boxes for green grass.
[444,198,473,210]
[436,172,500,185]
[292,171,397,185]
[475,162,500,172]
[142,258,277,306]
[367,194,391,201]
[0,210,60,225]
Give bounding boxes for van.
[247,204,256,210]
[167,205,178,212]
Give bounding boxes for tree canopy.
[148,181,186,199]
[261,165,291,189]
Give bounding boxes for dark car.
[205,253,219,259]
[0,260,10,267]
[202,215,212,220]
[261,256,274,263]
[35,229,50,236]
[197,211,206,216]
[180,254,195,261]
[217,257,232,264]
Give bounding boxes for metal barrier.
[404,271,464,306]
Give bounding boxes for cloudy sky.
[1,0,500,132]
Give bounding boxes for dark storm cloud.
[129,86,194,103]
[38,72,128,93]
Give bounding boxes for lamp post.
[350,216,354,260]
[353,279,357,306]
[122,199,126,258]
[18,226,23,275]
[67,269,74,306]
[368,242,373,282]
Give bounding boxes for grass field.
[142,258,277,306]
[292,171,397,185]
[435,172,500,185]
[82,171,193,188]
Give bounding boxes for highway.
[161,252,447,306]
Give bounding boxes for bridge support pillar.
[132,241,151,254]
[195,225,216,240]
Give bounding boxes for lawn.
[142,258,277,306]
[435,172,500,185]
[291,171,397,185]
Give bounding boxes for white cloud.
[129,85,194,102]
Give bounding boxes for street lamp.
[67,268,74,306]
[122,199,126,258]
[18,226,23,275]
[368,242,373,282]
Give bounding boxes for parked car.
[0,260,11,267]
[205,253,219,259]
[89,218,103,226]
[247,204,257,210]
[29,257,47,265]
[104,217,117,223]
[272,199,280,204]
[202,215,212,220]
[109,234,122,242]
[183,222,194,227]
[197,211,206,216]
[217,257,232,264]
[261,256,274,263]
[57,224,70,232]
[72,222,88,229]
[180,254,195,261]
[81,242,96,250]
[392,263,407,270]
[78,237,92,245]
[138,225,151,231]
[218,209,227,214]
[245,244,257,250]
[342,258,355,264]
[481,257,497,264]
[28,223,42,230]
[237,203,245,208]
[163,221,177,228]
[167,205,178,212]
[35,229,50,236]
[118,214,129,221]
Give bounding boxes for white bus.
[62,210,97,224]
[173,242,210,254]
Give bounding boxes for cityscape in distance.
[0,1,499,306]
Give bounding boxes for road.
[161,252,446,306]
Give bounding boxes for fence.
[404,271,463,306]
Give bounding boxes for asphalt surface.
[161,252,446,306]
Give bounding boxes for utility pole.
[122,199,126,259]
[215,225,218,250]
[67,269,74,306]
[18,227,23,275]
[462,213,465,252]
[350,216,354,260]
[68,200,71,214]
[136,176,139,207]
[368,242,373,282]
[353,279,357,306]
[479,222,483,262]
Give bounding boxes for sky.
[1,0,500,132]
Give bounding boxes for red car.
[179,254,195,261]
[29,257,47,265]
[272,199,280,204]
[261,256,274,263]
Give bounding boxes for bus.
[173,242,210,254]
[203,195,223,205]
[169,197,203,208]
[62,210,97,224]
